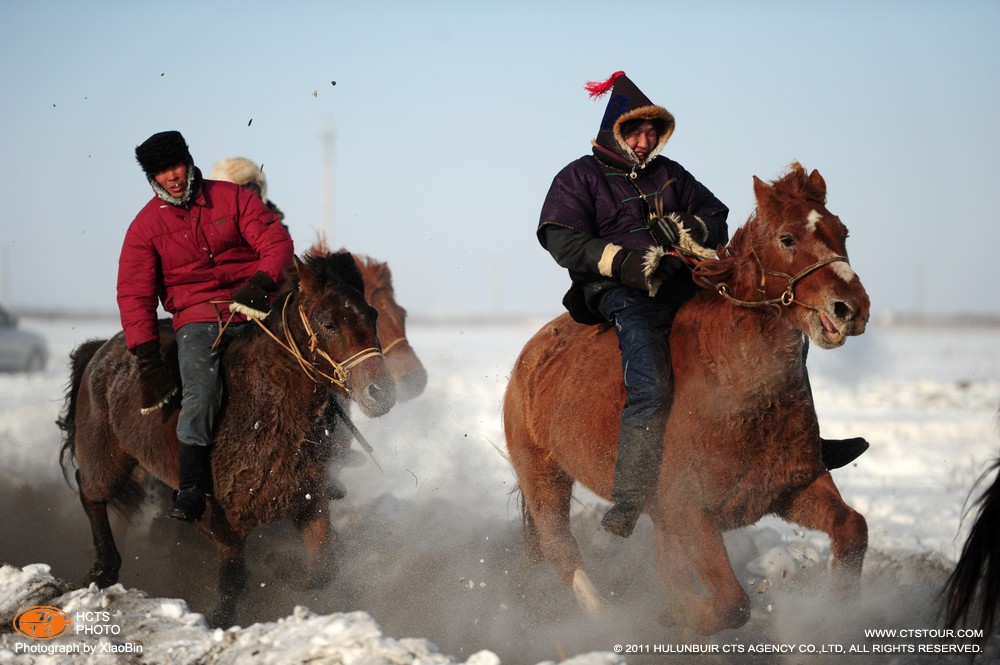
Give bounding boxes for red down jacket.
[117,179,294,351]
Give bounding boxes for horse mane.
[303,233,392,296]
[691,161,818,287]
[282,251,366,298]
[350,253,394,294]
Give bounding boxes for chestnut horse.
[307,245,426,402]
[58,252,395,625]
[353,252,427,401]
[503,163,870,635]
[306,247,428,488]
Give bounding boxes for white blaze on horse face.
[806,209,823,232]
[807,209,857,283]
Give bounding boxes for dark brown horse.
[503,162,870,635]
[58,252,395,625]
[943,434,1000,644]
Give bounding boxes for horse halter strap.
[695,252,850,310]
[380,337,408,355]
[251,295,383,392]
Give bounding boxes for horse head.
[701,162,870,349]
[351,254,428,401]
[285,252,397,417]
[307,237,428,403]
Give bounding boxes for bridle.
[380,336,409,355]
[367,285,410,357]
[692,248,850,312]
[212,294,383,393]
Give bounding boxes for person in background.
[119,131,294,522]
[537,71,868,538]
[209,156,286,224]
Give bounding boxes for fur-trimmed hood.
[210,157,267,203]
[586,72,675,169]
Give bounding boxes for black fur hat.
[135,131,193,177]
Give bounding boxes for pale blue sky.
[2,1,998,318]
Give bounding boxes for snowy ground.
[1,314,998,664]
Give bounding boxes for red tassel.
[584,71,625,98]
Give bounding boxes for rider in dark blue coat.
[538,72,867,538]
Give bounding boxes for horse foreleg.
[655,509,750,634]
[295,505,337,588]
[78,492,121,588]
[780,472,867,594]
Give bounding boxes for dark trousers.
[598,286,683,504]
[175,322,247,448]
[598,286,681,428]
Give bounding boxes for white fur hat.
[209,157,267,202]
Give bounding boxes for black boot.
[820,437,870,470]
[602,422,664,538]
[801,343,870,471]
[167,443,212,521]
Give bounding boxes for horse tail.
[512,483,544,562]
[57,338,107,485]
[942,457,1000,639]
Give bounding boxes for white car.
[0,305,48,372]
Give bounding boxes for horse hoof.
[305,569,334,589]
[306,554,338,589]
[207,606,234,628]
[572,568,603,616]
[85,567,118,589]
[658,605,678,627]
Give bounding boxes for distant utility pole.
[321,124,335,247]
[1,244,9,307]
[915,266,924,321]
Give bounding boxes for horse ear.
[294,255,319,295]
[808,169,828,202]
[752,175,774,209]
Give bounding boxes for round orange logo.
[12,606,72,640]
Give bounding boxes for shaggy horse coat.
[59,252,395,625]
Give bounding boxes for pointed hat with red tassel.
[585,71,674,165]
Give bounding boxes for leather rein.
[690,248,850,311]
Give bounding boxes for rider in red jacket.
[119,130,294,521]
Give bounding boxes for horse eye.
[780,235,795,248]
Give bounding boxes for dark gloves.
[612,249,650,291]
[649,212,709,249]
[655,255,685,282]
[229,271,276,320]
[133,340,178,415]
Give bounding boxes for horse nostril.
[367,381,396,408]
[833,300,853,321]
